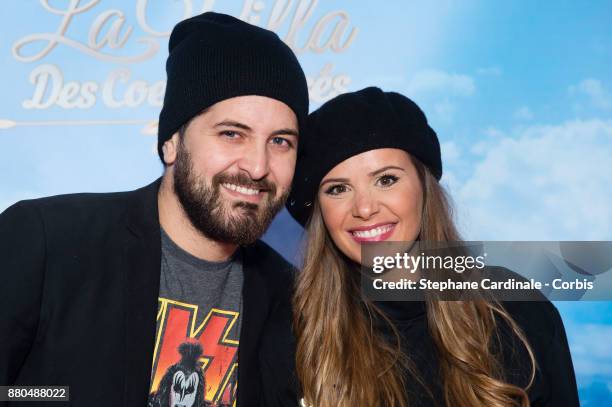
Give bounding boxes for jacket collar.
[125,178,162,239]
[123,178,163,406]
[238,243,272,405]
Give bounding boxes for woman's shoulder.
[498,301,569,383]
[499,301,579,405]
[501,300,564,346]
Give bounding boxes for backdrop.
[1,1,611,404]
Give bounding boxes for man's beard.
[172,142,289,246]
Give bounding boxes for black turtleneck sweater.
[373,300,580,406]
[260,300,580,406]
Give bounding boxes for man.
[0,12,307,407]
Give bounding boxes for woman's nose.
[351,190,380,220]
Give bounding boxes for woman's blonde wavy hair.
[293,156,537,407]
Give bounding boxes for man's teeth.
[223,183,260,196]
[352,224,394,238]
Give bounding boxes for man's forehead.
[194,95,298,129]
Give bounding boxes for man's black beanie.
[287,86,442,227]
[157,12,309,162]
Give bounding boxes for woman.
[286,87,579,406]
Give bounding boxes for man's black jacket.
[0,179,298,406]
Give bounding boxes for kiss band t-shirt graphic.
[149,299,240,407]
[149,229,244,407]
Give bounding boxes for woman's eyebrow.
[320,166,406,186]
[320,177,350,186]
[368,166,405,176]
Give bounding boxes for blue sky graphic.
[1,1,611,404]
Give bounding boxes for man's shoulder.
[246,239,296,272]
[3,180,159,221]
[1,180,161,244]
[17,190,130,210]
[244,239,296,287]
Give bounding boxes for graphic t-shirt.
[148,229,243,407]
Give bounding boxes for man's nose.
[238,142,270,180]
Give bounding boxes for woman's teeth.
[223,183,260,196]
[351,224,394,238]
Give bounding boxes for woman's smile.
[348,222,397,242]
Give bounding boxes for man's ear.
[162,132,180,165]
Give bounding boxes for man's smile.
[221,182,267,203]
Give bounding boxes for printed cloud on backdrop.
[476,66,502,76]
[453,119,612,241]
[402,69,476,123]
[569,79,612,111]
[567,323,612,383]
[513,106,534,121]
[406,69,475,97]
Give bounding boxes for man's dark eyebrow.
[214,121,298,138]
[214,120,252,131]
[368,166,406,176]
[271,128,299,138]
